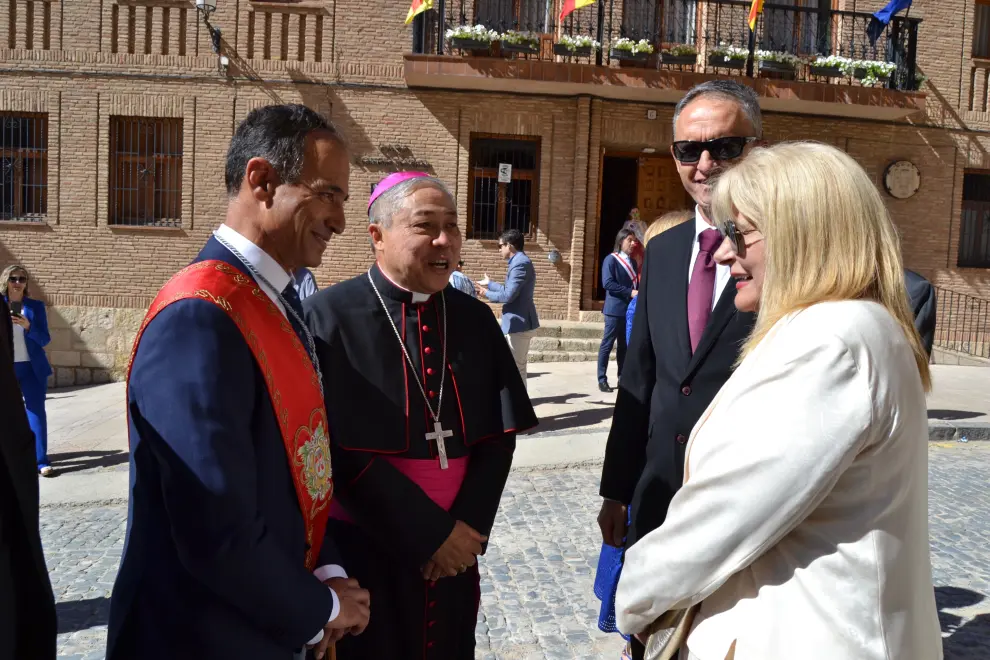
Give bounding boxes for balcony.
[405,0,925,120]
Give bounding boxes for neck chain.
[213,231,324,398]
[366,270,447,425]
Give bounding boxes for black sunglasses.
[8,276,27,284]
[672,137,758,164]
[721,221,741,254]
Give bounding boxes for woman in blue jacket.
[597,229,640,393]
[3,265,54,477]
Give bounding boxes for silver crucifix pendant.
[425,421,453,470]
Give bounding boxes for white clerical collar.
[376,263,432,303]
[215,224,291,295]
[694,205,718,239]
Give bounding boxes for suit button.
[423,325,430,333]
[675,434,687,444]
[424,347,432,355]
[429,390,437,398]
[429,580,436,588]
[427,368,435,376]
[681,386,692,396]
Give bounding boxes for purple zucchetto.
[367,171,432,215]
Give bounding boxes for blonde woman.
[615,142,942,660]
[2,264,54,477]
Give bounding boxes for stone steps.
[525,321,613,363]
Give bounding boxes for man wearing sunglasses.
[598,80,763,659]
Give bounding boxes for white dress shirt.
[688,207,732,310]
[12,322,29,362]
[214,224,347,646]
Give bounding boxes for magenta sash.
[329,456,469,523]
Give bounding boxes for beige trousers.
[505,330,536,388]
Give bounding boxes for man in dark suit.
[598,80,763,659]
[107,105,369,660]
[0,295,57,660]
[905,269,936,357]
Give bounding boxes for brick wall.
[0,0,988,383]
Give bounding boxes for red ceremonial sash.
[613,251,639,288]
[126,260,333,571]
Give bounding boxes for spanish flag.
[405,0,433,25]
[747,0,764,31]
[560,0,595,21]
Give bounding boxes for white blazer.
[615,300,943,660]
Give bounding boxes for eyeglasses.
[672,137,758,164]
[8,276,27,284]
[721,220,763,255]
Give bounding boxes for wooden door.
[636,156,689,220]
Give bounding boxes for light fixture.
[548,249,562,265]
[195,0,222,55]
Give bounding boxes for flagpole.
[746,28,756,77]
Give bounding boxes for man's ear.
[245,158,279,204]
[368,223,385,251]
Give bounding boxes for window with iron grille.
[109,117,183,227]
[959,171,990,268]
[468,135,540,240]
[975,0,990,59]
[0,113,48,222]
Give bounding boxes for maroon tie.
[687,228,722,353]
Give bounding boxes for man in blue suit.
[107,105,370,660]
[477,229,540,388]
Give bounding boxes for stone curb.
[927,422,990,442]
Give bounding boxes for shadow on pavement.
[936,586,990,657]
[928,409,985,421]
[57,596,110,634]
[49,450,130,476]
[530,393,590,408]
[528,404,615,435]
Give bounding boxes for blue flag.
[867,0,913,47]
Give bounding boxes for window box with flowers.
[757,50,799,77]
[553,34,600,58]
[610,38,654,64]
[708,43,748,69]
[808,55,852,78]
[852,60,897,86]
[446,25,500,53]
[660,44,697,66]
[500,30,540,55]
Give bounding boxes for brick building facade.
[0,0,988,384]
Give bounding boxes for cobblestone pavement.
[48,444,990,659]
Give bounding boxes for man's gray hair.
[672,80,763,138]
[369,176,455,229]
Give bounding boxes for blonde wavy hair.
[0,264,30,298]
[645,210,693,244]
[710,141,931,391]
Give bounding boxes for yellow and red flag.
[405,0,433,25]
[560,0,595,21]
[747,0,764,30]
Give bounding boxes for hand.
[421,560,444,582]
[598,499,628,548]
[479,274,490,286]
[310,576,370,659]
[10,314,29,330]
[432,521,486,577]
[631,290,639,298]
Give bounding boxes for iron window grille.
[109,116,183,227]
[467,134,541,240]
[0,113,48,223]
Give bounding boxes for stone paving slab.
[43,444,990,659]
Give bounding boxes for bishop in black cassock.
[303,172,537,659]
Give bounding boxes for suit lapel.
[665,222,695,362]
[685,279,737,376]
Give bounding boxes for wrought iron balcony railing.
[410,0,922,92]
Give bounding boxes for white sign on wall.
[497,163,513,183]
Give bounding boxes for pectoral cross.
[425,421,453,470]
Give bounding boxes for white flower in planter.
[501,30,540,47]
[613,37,654,55]
[558,34,601,51]
[710,43,749,62]
[755,49,801,67]
[445,24,501,43]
